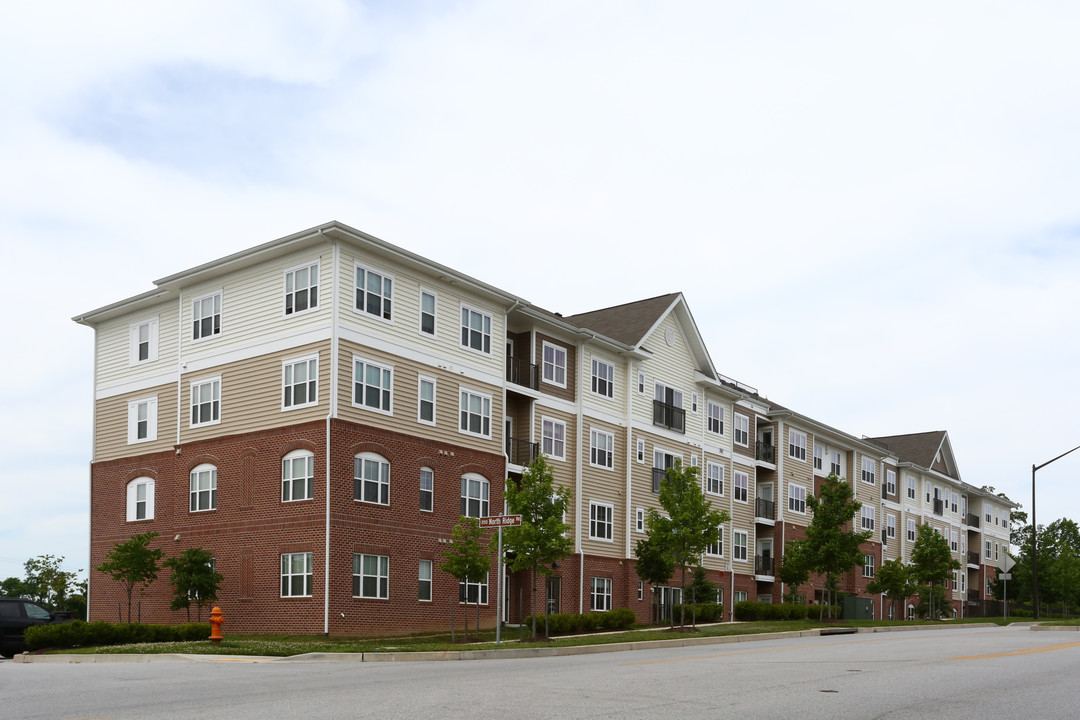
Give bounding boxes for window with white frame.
[635,507,645,533]
[691,393,698,412]
[127,396,157,444]
[705,462,724,496]
[886,514,896,539]
[690,454,698,468]
[861,506,875,531]
[733,531,748,561]
[189,464,217,512]
[126,477,154,521]
[283,355,318,409]
[863,555,875,578]
[830,451,842,476]
[542,342,567,387]
[706,526,724,557]
[354,452,390,505]
[589,501,614,541]
[951,530,959,552]
[907,476,916,499]
[191,291,221,340]
[460,305,492,354]
[419,289,437,336]
[636,438,645,463]
[813,443,823,471]
[418,376,436,425]
[542,417,566,460]
[986,539,993,559]
[789,430,807,461]
[420,467,433,512]
[355,263,392,320]
[353,357,392,413]
[591,577,613,611]
[591,358,614,398]
[284,261,318,316]
[459,388,492,438]
[590,428,614,469]
[734,471,749,503]
[461,473,489,518]
[734,590,748,603]
[734,414,749,447]
[459,574,488,604]
[638,580,644,601]
[707,401,723,435]
[886,469,896,495]
[190,377,221,427]
[789,484,806,514]
[282,450,314,502]
[951,492,958,513]
[861,457,875,484]
[907,519,916,541]
[637,370,645,395]
[130,318,158,364]
[353,554,389,599]
[986,506,992,523]
[281,552,313,597]
[994,542,1000,560]
[418,559,432,601]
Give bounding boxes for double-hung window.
[460,575,488,604]
[861,506,875,531]
[418,559,433,601]
[734,471,749,503]
[830,451,842,475]
[190,377,221,427]
[418,376,436,425]
[907,519,916,542]
[542,417,566,460]
[130,317,158,364]
[733,531,748,561]
[282,450,314,502]
[419,467,434,512]
[189,464,217,512]
[283,355,318,409]
[459,389,491,438]
[353,554,389,599]
[734,414,749,447]
[590,577,612,611]
[281,552,313,597]
[707,402,723,435]
[192,291,222,340]
[863,555,875,578]
[907,477,916,499]
[284,262,318,315]
[460,305,492,354]
[951,530,959,552]
[635,507,645,533]
[353,357,392,413]
[706,526,724,557]
[705,462,724,496]
[813,443,823,471]
[419,289,437,336]
[591,358,614,398]
[128,396,157,443]
[886,514,896,539]
[461,474,489,518]
[789,430,807,461]
[542,342,567,387]
[126,477,154,521]
[589,501,614,541]
[789,484,806,513]
[354,453,390,505]
[589,429,614,469]
[861,457,876,484]
[886,469,896,495]
[355,263,392,320]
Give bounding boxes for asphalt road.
[3,626,1079,719]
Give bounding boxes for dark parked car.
[0,598,73,658]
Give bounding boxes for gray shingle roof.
[564,293,680,347]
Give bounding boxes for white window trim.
[418,287,438,338]
[590,577,613,611]
[886,514,896,539]
[355,452,391,506]
[541,341,568,388]
[635,507,645,533]
[352,355,394,415]
[420,467,434,513]
[283,260,320,318]
[589,428,615,470]
[789,430,807,461]
[282,354,319,411]
[282,449,315,503]
[461,473,490,519]
[459,303,493,356]
[636,438,645,464]
[126,477,155,522]
[417,375,437,426]
[734,413,750,447]
[129,317,159,365]
[281,552,313,598]
[354,261,394,323]
[127,396,158,444]
[190,290,223,342]
[353,553,390,599]
[637,371,646,395]
[861,506,875,531]
[886,469,897,495]
[189,376,221,428]
[788,483,807,514]
[541,416,567,461]
[707,401,723,435]
[189,463,217,513]
[733,530,748,562]
[459,387,493,439]
[418,558,433,602]
[861,457,876,484]
[705,461,724,497]
[590,356,615,399]
[706,526,724,558]
[589,501,614,542]
[733,470,749,504]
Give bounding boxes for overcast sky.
[3,1,1079,580]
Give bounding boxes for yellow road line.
[950,641,1080,660]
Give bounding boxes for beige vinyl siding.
[579,418,625,558]
[336,246,504,379]
[631,314,701,436]
[181,341,331,445]
[783,425,815,530]
[93,382,179,462]
[581,348,624,416]
[697,451,730,571]
[94,299,179,390]
[180,247,333,364]
[336,340,503,455]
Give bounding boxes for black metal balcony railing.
[968,551,980,565]
[652,468,666,494]
[755,441,775,463]
[882,529,888,544]
[933,498,944,516]
[755,497,775,521]
[882,484,889,499]
[506,437,539,466]
[652,400,685,433]
[755,556,774,576]
[967,513,981,528]
[505,355,540,390]
[968,589,980,601]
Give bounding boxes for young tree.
[866,558,917,620]
[22,555,83,610]
[499,455,573,638]
[909,523,960,618]
[95,532,164,622]
[803,473,872,619]
[634,531,675,625]
[440,517,490,641]
[162,548,224,622]
[686,566,716,610]
[638,461,728,629]
[778,540,810,604]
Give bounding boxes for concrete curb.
[14,622,1005,664]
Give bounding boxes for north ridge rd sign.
[478,514,522,528]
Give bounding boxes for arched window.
[190,463,217,512]
[460,473,489,518]
[126,477,154,521]
[282,450,314,502]
[354,453,390,505]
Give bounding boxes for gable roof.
[870,430,957,479]
[564,293,681,347]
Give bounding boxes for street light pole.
[1032,444,1080,620]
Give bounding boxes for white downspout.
[575,339,585,615]
[323,234,339,635]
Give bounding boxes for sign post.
[479,515,522,645]
[999,555,1016,621]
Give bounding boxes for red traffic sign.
[478,514,522,528]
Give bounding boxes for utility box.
[842,596,873,620]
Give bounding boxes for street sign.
[999,555,1016,573]
[1001,573,1012,580]
[478,514,522,528]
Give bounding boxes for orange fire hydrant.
[209,606,224,645]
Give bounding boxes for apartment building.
[75,221,1014,633]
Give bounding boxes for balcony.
[652,468,666,494]
[754,556,774,576]
[505,355,539,390]
[968,551,980,565]
[755,441,775,463]
[506,437,539,467]
[881,529,888,544]
[881,484,888,500]
[968,589,980,601]
[652,401,685,433]
[933,498,944,516]
[967,513,980,528]
[755,497,775,521]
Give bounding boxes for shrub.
[24,621,211,650]
[670,602,724,623]
[522,608,637,635]
[733,602,819,621]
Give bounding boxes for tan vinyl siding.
[580,418,626,558]
[581,348,623,415]
[534,333,576,403]
[632,314,700,433]
[93,382,179,462]
[94,299,180,390]
[181,341,331,445]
